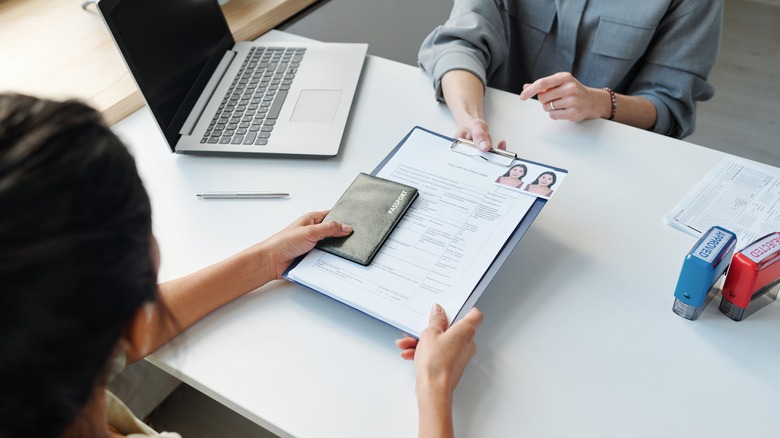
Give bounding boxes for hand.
[454,116,507,152]
[520,72,609,122]
[396,305,482,438]
[440,70,506,152]
[396,305,483,394]
[258,210,352,279]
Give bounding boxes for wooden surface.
[0,0,318,125]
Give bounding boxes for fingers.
[457,116,510,152]
[543,95,585,121]
[537,81,574,112]
[444,307,483,345]
[451,307,483,332]
[307,220,353,241]
[467,124,506,152]
[425,305,482,337]
[395,336,418,350]
[461,307,484,329]
[469,125,492,152]
[458,118,492,152]
[548,107,577,121]
[395,335,418,360]
[519,72,571,101]
[292,210,329,227]
[543,96,570,113]
[541,93,560,110]
[522,73,599,122]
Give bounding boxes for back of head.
[0,94,156,437]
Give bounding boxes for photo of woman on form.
[495,164,527,189]
[524,171,557,197]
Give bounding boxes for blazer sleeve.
[628,0,723,138]
[418,0,508,102]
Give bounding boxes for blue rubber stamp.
[673,226,737,320]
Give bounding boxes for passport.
[316,173,418,265]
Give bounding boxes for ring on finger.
[550,99,558,111]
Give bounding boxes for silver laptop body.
[98,0,367,157]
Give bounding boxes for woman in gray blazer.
[419,0,723,150]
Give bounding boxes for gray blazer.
[419,0,723,138]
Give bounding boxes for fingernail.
[479,140,489,150]
[341,224,353,233]
[431,303,443,315]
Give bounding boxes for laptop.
[97,0,367,157]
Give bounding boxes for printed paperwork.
[285,127,568,337]
[666,157,780,244]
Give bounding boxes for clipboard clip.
[449,138,517,167]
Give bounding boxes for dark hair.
[501,164,527,179]
[530,171,557,188]
[0,94,157,437]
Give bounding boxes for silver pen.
[196,192,290,199]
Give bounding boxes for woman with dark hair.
[0,94,482,438]
[524,171,557,197]
[495,163,527,189]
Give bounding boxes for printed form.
[287,128,566,336]
[666,157,780,245]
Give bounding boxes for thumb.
[308,220,353,241]
[427,304,449,333]
[471,127,492,152]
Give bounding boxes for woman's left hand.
[258,211,353,279]
[520,72,609,122]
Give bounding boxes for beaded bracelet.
[603,87,617,121]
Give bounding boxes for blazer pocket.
[592,17,655,60]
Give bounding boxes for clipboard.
[375,127,565,326]
[285,126,568,337]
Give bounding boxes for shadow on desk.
[479,228,593,340]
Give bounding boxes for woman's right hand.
[256,210,353,281]
[455,116,506,152]
[441,70,506,152]
[396,304,483,438]
[400,305,483,393]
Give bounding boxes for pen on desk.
[196,192,290,199]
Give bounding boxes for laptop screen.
[98,0,234,148]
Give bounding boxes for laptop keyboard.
[201,47,305,146]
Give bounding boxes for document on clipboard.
[285,126,568,337]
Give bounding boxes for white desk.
[113,31,780,437]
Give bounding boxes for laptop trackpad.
[291,90,342,123]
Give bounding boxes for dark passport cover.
[316,173,418,265]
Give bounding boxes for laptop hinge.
[180,50,236,136]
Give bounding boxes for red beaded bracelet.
[603,87,617,121]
